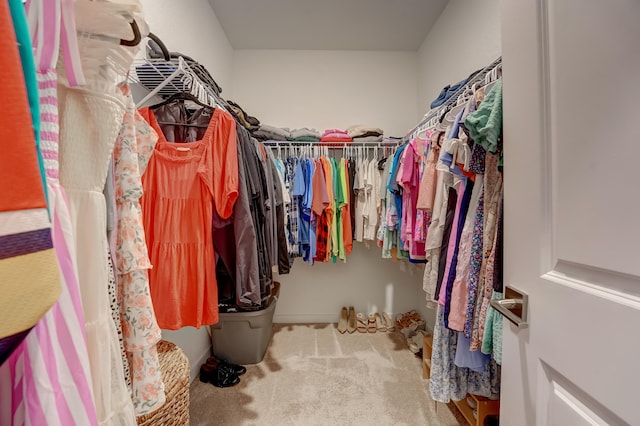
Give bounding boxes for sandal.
[374,313,387,332]
[356,313,368,333]
[382,312,395,331]
[395,310,416,330]
[367,313,377,333]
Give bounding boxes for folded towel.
[290,128,321,140]
[352,135,383,142]
[322,128,348,137]
[292,136,320,142]
[254,124,291,141]
[322,131,351,139]
[346,125,383,138]
[320,136,353,143]
[383,137,402,144]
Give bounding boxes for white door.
[500,0,640,425]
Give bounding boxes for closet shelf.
[453,394,500,426]
[129,55,227,109]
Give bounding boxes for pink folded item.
[322,129,349,137]
[322,132,351,139]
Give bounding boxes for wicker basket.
[137,340,190,425]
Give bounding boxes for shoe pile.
[336,306,395,334]
[395,310,429,354]
[199,356,247,388]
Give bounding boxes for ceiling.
[208,0,449,51]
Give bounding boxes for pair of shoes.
[383,313,395,331]
[374,313,386,332]
[367,314,377,333]
[199,362,242,388]
[356,312,368,333]
[337,306,358,334]
[395,311,425,334]
[206,356,247,376]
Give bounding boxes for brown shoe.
[337,307,348,334]
[347,306,357,334]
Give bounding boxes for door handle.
[490,286,528,329]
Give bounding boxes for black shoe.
[206,356,247,376]
[199,363,240,388]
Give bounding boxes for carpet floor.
[190,324,463,425]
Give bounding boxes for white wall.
[274,243,425,324]
[139,0,234,381]
[417,0,502,119]
[231,50,418,137]
[231,49,423,324]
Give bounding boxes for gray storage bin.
[210,282,279,365]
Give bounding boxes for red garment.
[139,107,238,329]
[0,6,45,212]
[320,136,353,143]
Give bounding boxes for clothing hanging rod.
[261,140,401,148]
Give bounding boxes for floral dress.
[113,85,165,415]
[429,305,501,403]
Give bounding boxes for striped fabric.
[0,0,60,344]
[7,186,98,426]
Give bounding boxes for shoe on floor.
[337,306,348,334]
[199,363,241,388]
[347,306,357,334]
[206,356,247,376]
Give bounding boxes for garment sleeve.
[293,161,305,197]
[213,112,239,219]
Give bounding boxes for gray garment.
[256,139,277,269]
[232,127,261,305]
[266,149,290,274]
[213,126,261,307]
[245,136,273,298]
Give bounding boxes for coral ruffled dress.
[139,107,238,330]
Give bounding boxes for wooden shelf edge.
[453,398,476,426]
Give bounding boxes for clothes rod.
[262,141,400,147]
[404,56,502,141]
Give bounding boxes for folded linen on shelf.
[254,124,291,141]
[320,136,353,143]
[322,128,348,137]
[291,136,320,142]
[346,125,383,138]
[352,135,383,142]
[289,128,321,140]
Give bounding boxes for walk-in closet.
[1,0,638,425]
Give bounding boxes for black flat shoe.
[199,363,240,388]
[206,356,247,376]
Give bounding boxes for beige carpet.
[190,324,463,425]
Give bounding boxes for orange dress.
[139,107,238,330]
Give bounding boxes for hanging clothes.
[140,106,238,329]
